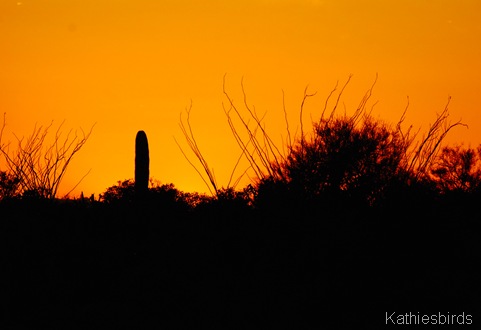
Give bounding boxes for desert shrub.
[100,179,208,210]
[0,115,93,199]
[0,170,20,200]
[430,145,481,193]
[201,186,253,210]
[177,76,465,213]
[149,182,206,210]
[255,115,407,209]
[100,179,137,203]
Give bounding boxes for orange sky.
[1,0,481,197]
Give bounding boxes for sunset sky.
[1,0,481,197]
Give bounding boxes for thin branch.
[328,74,352,122]
[282,89,292,151]
[176,103,218,195]
[300,86,317,146]
[174,136,215,196]
[0,115,94,199]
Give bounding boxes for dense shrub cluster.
[262,116,407,207]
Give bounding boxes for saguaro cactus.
[135,130,149,194]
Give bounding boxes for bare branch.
[174,136,215,196]
[0,115,94,199]
[176,103,218,195]
[328,74,352,122]
[300,85,317,145]
[282,89,292,151]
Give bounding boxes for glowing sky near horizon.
[1,0,481,197]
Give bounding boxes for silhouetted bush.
[178,77,468,216]
[271,115,407,208]
[100,178,209,211]
[0,170,20,200]
[0,115,94,199]
[100,179,137,203]
[254,112,476,216]
[195,186,254,214]
[430,145,481,193]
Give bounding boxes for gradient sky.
[1,0,481,197]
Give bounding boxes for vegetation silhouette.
[0,114,94,199]
[134,130,150,197]
[2,78,481,328]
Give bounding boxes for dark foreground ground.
[2,198,480,329]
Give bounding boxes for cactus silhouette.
[135,130,149,194]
